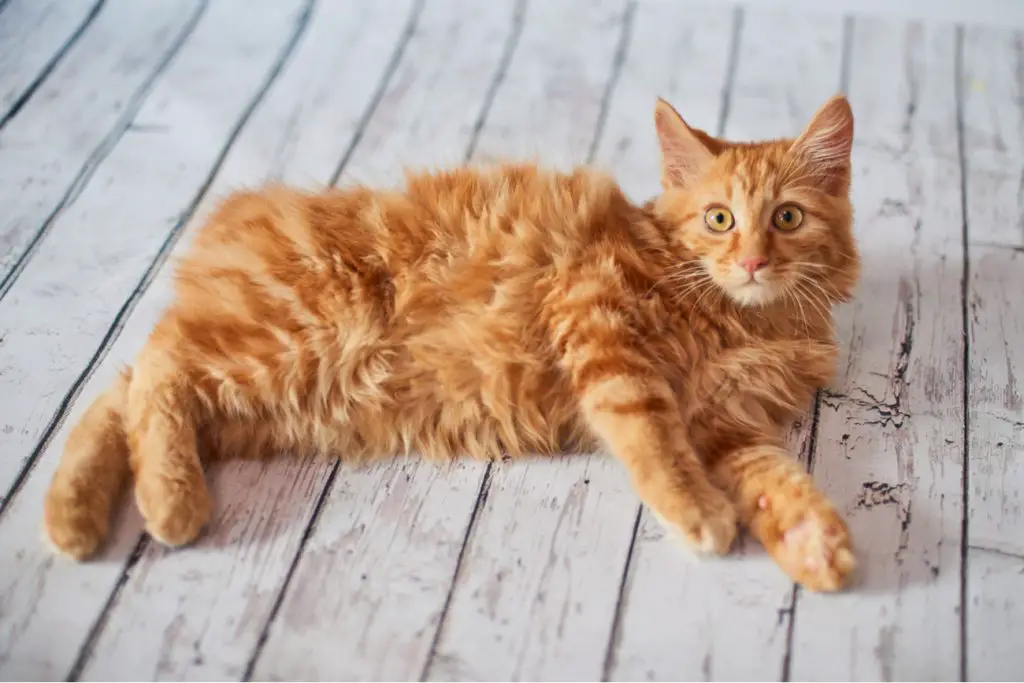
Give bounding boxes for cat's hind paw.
[135,472,211,548]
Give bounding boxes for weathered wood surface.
[0,0,204,292]
[790,18,966,681]
[607,9,847,682]
[0,0,101,127]
[961,24,1024,682]
[0,0,1019,680]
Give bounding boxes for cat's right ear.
[654,98,715,191]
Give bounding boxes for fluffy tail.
[43,369,132,560]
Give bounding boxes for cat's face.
[653,96,860,310]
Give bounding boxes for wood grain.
[961,23,1024,681]
[251,1,524,679]
[0,0,204,289]
[0,1,313,678]
[0,0,101,126]
[607,8,846,681]
[790,19,965,681]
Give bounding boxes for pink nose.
[739,256,768,274]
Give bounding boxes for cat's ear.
[654,98,716,191]
[789,94,854,195]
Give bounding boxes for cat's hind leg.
[124,342,211,547]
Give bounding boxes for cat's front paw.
[761,496,854,591]
[652,490,738,555]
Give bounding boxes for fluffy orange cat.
[44,95,859,592]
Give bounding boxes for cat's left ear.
[789,94,854,195]
[654,98,717,191]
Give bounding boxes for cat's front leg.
[547,273,736,554]
[581,376,737,553]
[709,439,855,592]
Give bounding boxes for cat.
[43,94,859,592]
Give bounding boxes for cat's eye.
[772,204,804,231]
[704,207,735,232]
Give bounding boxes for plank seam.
[0,0,105,131]
[601,505,642,681]
[954,24,971,682]
[0,0,107,130]
[326,0,427,188]
[236,2,431,677]
[0,0,209,302]
[65,535,149,681]
[601,6,744,678]
[0,0,312,521]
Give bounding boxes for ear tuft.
[654,98,716,191]
[789,94,854,194]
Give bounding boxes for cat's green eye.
[772,204,804,231]
[704,207,735,232]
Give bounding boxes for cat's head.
[652,95,860,310]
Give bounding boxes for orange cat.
[44,95,859,592]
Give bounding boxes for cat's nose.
[739,256,768,274]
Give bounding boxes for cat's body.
[45,96,860,591]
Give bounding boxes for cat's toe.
[775,508,855,592]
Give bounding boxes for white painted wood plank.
[595,2,733,202]
[423,2,633,680]
[250,1,524,680]
[961,24,1024,681]
[606,8,845,681]
[790,19,964,681]
[0,0,100,124]
[0,0,203,286]
[646,0,1024,30]
[965,550,1024,681]
[458,0,624,169]
[0,2,313,678]
[70,3,421,680]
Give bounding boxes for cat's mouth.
[727,280,777,307]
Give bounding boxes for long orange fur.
[43,95,860,591]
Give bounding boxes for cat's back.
[180,163,630,290]
[399,162,634,268]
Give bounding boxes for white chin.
[729,283,775,307]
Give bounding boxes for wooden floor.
[0,0,1021,680]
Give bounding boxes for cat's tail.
[43,368,132,560]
